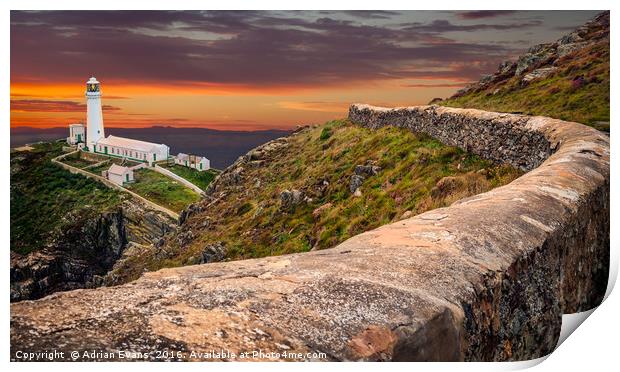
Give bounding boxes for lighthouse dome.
[86,76,99,84]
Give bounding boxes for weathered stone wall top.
[11,105,609,362]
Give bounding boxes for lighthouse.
[68,76,173,166]
[85,76,105,151]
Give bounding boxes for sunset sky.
[11,10,599,130]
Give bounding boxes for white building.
[85,77,105,151]
[175,153,210,171]
[175,153,189,166]
[72,76,171,166]
[95,135,169,166]
[196,156,210,171]
[105,164,134,186]
[66,123,85,145]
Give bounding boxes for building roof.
[108,164,132,176]
[69,123,85,128]
[177,153,208,162]
[98,135,166,152]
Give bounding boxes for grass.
[60,151,201,212]
[60,151,142,171]
[319,127,332,140]
[61,152,96,169]
[10,143,125,255]
[442,41,609,131]
[83,158,140,176]
[108,119,522,283]
[158,163,219,190]
[125,169,200,213]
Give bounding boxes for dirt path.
[52,151,180,220]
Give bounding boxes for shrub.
[237,202,253,215]
[319,127,332,140]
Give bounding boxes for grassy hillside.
[109,119,522,283]
[10,143,126,254]
[158,163,219,190]
[125,169,200,213]
[441,12,609,131]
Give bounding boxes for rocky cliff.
[441,11,609,130]
[10,106,609,361]
[11,199,177,301]
[11,206,126,302]
[10,143,177,301]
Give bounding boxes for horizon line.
[10,125,296,133]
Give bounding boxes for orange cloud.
[10,74,466,130]
[277,101,349,113]
[11,99,121,113]
[10,79,338,100]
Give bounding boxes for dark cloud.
[402,19,542,34]
[11,99,120,112]
[10,10,543,87]
[553,25,580,31]
[340,10,402,19]
[11,10,208,30]
[456,10,517,20]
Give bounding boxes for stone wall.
[10,105,609,362]
[348,104,553,171]
[153,164,204,194]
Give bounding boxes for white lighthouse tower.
[85,76,105,151]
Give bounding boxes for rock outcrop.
[198,242,227,264]
[10,105,609,361]
[522,67,558,83]
[451,11,609,98]
[280,189,305,211]
[206,136,290,197]
[349,164,381,193]
[11,200,176,301]
[348,174,364,193]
